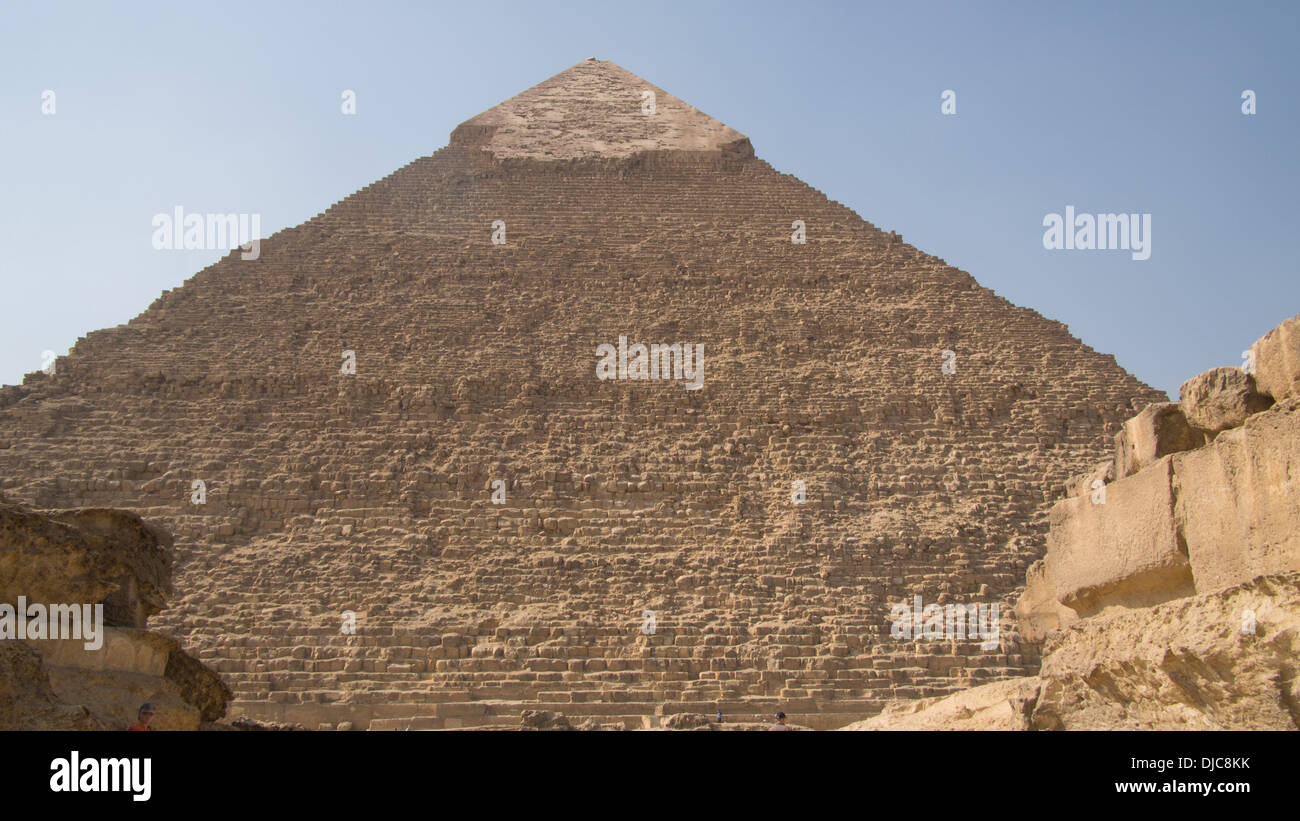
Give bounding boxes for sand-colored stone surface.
[1041,389,1298,616]
[1028,573,1299,730]
[452,58,751,161]
[1112,402,1205,480]
[0,500,172,628]
[0,61,1169,729]
[847,572,1300,730]
[840,676,1038,730]
[854,316,1298,730]
[0,642,110,731]
[0,496,230,729]
[1250,314,1300,402]
[1175,396,1300,593]
[1014,559,1077,643]
[1178,366,1272,435]
[1044,457,1193,617]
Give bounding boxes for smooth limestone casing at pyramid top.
[0,59,1165,729]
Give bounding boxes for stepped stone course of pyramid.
[0,59,1166,729]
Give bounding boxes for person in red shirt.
[127,703,156,731]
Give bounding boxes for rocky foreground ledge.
[843,572,1299,730]
[847,315,1300,730]
[0,498,230,730]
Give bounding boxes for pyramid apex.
[451,59,751,161]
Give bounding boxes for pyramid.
[0,59,1165,729]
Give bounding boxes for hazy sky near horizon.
[2,0,1296,398]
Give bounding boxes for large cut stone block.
[1178,366,1272,434]
[1014,559,1079,642]
[1174,397,1300,593]
[0,502,173,628]
[1045,457,1194,616]
[1249,314,1300,402]
[1113,402,1206,479]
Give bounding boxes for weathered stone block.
[0,641,112,730]
[1031,573,1300,730]
[1249,313,1300,402]
[0,502,171,625]
[0,498,229,729]
[1014,559,1079,641]
[1113,402,1206,479]
[1174,397,1300,593]
[1045,457,1194,616]
[1178,366,1272,434]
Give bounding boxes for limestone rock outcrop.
[0,501,172,628]
[1250,313,1300,403]
[1175,399,1300,592]
[1027,573,1299,730]
[1034,315,1300,619]
[0,496,231,729]
[1015,559,1078,643]
[853,315,1299,730]
[0,642,111,730]
[847,572,1300,730]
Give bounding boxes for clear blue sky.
[2,0,1296,398]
